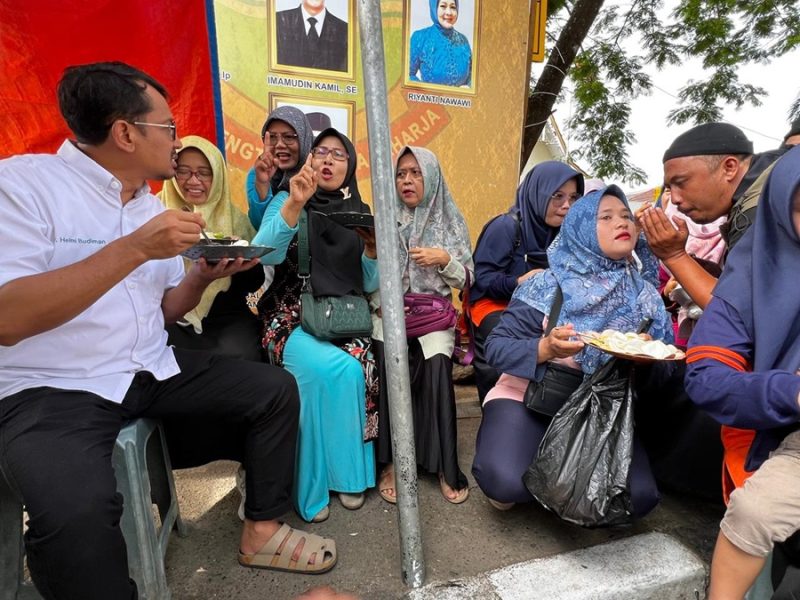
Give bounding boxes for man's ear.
[108,120,137,153]
[720,155,744,182]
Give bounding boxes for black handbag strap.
[544,285,563,336]
[297,209,311,291]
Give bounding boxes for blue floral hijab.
[514,185,673,373]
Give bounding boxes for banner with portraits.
[215,0,533,238]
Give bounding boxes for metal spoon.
[182,206,212,243]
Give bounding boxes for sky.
[541,22,800,190]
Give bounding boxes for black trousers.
[0,348,299,600]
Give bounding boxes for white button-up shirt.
[0,141,184,402]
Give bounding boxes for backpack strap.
[544,286,563,335]
[297,209,311,291]
[474,210,523,266]
[509,210,522,252]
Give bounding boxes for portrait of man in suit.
[275,0,349,73]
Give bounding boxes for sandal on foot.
[378,466,397,504]
[439,474,469,505]
[238,523,337,574]
[339,493,365,510]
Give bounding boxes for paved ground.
[165,374,724,600]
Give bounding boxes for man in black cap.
[639,121,789,310]
[785,116,800,147]
[641,120,800,597]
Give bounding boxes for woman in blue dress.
[251,128,379,523]
[409,0,472,87]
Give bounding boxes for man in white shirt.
[0,62,336,600]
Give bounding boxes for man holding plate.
[0,62,336,600]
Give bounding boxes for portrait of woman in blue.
[409,0,473,88]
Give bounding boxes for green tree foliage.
[522,0,800,183]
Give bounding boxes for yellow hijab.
[159,135,256,332]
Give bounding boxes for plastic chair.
[0,418,186,600]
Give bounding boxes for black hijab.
[306,128,371,296]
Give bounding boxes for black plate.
[181,242,275,263]
[324,212,375,229]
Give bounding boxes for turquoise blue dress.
[251,190,379,521]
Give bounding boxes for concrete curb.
[404,532,707,600]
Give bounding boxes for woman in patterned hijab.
[374,146,474,506]
[473,185,673,517]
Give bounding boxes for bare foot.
[378,465,396,504]
[295,585,360,599]
[439,473,469,504]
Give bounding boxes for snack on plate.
[205,234,249,246]
[581,329,684,360]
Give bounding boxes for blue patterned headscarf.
[514,185,673,373]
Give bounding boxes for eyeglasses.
[266,132,299,145]
[549,191,581,207]
[132,121,177,141]
[311,146,348,162]
[175,166,213,181]
[395,168,424,181]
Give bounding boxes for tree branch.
[521,0,607,171]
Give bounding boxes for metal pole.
[357,0,425,589]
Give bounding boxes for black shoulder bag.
[297,210,373,340]
[523,286,585,416]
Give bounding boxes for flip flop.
[238,523,337,574]
[378,466,397,504]
[439,473,469,505]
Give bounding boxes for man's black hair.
[57,61,169,145]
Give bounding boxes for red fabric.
[470,297,508,327]
[721,425,756,505]
[0,1,217,158]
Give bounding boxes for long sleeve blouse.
[485,295,548,383]
[471,213,529,303]
[246,167,274,230]
[251,190,378,292]
[685,296,800,469]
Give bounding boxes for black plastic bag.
[523,358,636,527]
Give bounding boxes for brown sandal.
[378,465,397,504]
[238,523,337,574]
[439,473,469,505]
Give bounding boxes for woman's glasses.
[311,146,349,161]
[175,166,213,182]
[266,132,299,145]
[549,191,581,207]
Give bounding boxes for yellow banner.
[215,0,533,240]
